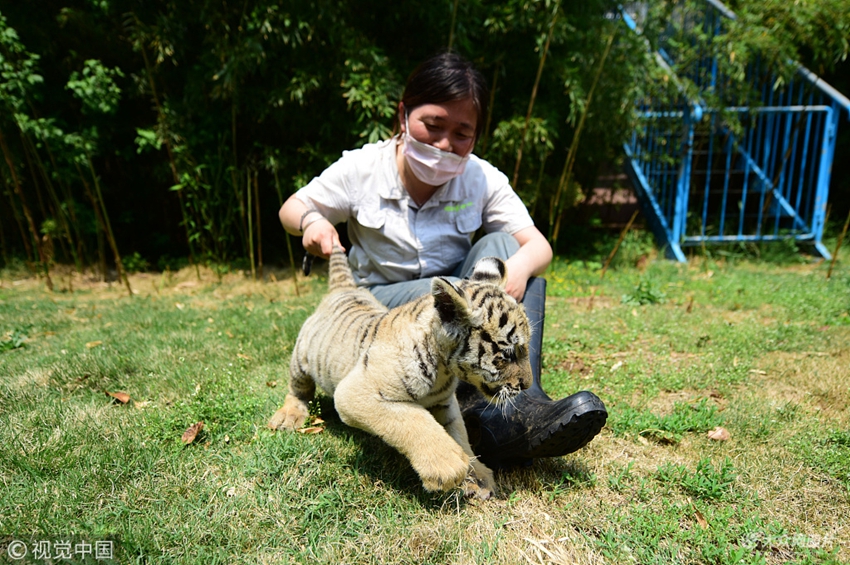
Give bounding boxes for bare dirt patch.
[751,349,850,425]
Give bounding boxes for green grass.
[1,246,849,564]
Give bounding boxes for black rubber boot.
[458,277,608,468]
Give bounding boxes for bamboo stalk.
[247,167,256,280]
[20,133,50,224]
[21,130,77,270]
[271,164,300,297]
[134,17,200,278]
[32,123,88,271]
[528,153,549,218]
[0,209,8,267]
[231,101,248,259]
[0,124,53,290]
[78,156,132,296]
[447,0,460,51]
[2,173,34,265]
[511,0,560,188]
[549,29,616,245]
[253,169,263,280]
[76,162,107,280]
[600,208,640,280]
[478,60,500,155]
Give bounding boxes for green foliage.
[656,457,738,501]
[0,325,29,352]
[66,60,124,115]
[611,398,724,443]
[0,13,43,112]
[622,278,667,305]
[0,0,848,265]
[122,252,150,273]
[341,52,401,145]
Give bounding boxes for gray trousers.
[367,231,547,386]
[369,232,520,309]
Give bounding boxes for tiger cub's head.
[431,257,533,404]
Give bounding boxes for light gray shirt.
[295,138,534,287]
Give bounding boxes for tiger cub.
[269,247,533,500]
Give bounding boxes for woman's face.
[402,99,477,158]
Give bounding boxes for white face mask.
[402,113,470,186]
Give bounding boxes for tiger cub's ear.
[469,257,507,288]
[431,277,472,333]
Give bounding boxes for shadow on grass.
[307,395,598,507]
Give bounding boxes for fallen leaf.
[237,353,252,360]
[694,508,709,529]
[707,426,731,441]
[106,390,131,404]
[266,380,277,388]
[85,340,103,349]
[297,426,324,434]
[181,421,204,444]
[175,302,185,310]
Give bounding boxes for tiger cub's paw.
[418,451,471,493]
[464,461,497,501]
[268,394,310,431]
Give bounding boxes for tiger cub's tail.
[328,246,357,291]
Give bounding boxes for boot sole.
[472,392,608,467]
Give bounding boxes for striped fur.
[270,246,533,499]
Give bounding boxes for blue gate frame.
[621,0,850,261]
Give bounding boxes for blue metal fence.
[621,0,850,261]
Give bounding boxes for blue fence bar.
[620,1,850,261]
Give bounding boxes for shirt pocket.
[354,207,387,230]
[455,209,482,236]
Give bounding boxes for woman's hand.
[503,259,532,301]
[279,194,344,259]
[505,226,553,301]
[302,218,341,258]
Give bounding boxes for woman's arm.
[505,226,553,300]
[279,194,343,258]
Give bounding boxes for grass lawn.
[1,241,849,564]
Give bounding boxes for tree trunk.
[550,30,616,245]
[0,124,53,290]
[271,163,300,297]
[135,29,200,278]
[86,154,133,296]
[2,173,34,265]
[253,169,263,280]
[512,1,560,188]
[247,167,256,280]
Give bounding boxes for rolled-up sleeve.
[294,153,357,225]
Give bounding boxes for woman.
[279,52,606,468]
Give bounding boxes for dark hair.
[401,52,489,141]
